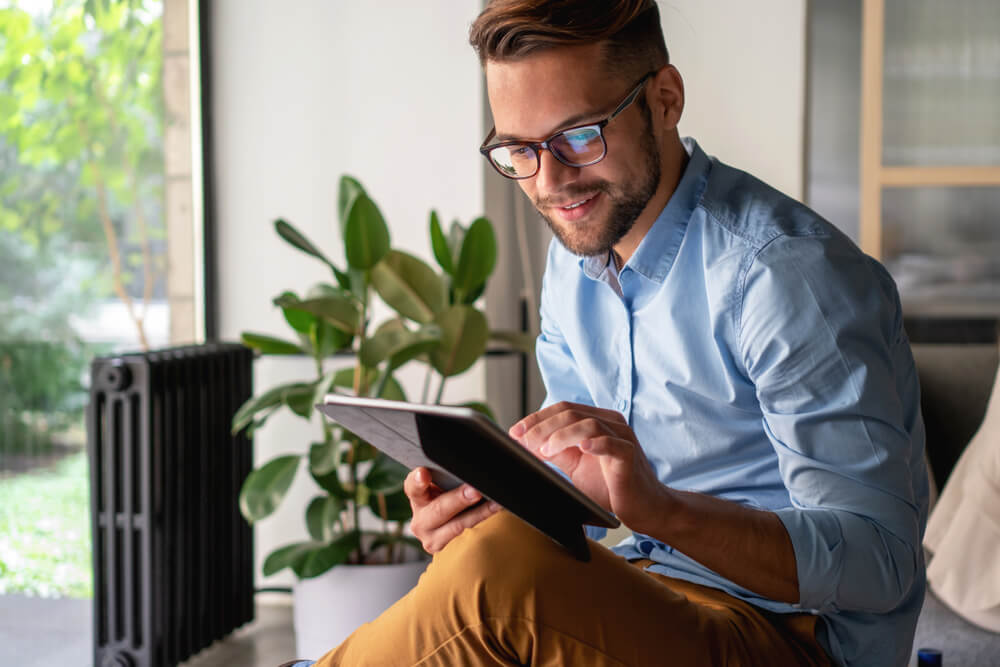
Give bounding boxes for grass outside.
[0,451,92,598]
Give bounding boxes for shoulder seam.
[735,232,790,362]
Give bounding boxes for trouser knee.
[421,510,573,617]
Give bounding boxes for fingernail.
[510,422,525,437]
[540,444,552,457]
[463,486,479,500]
[417,469,428,484]
[488,501,501,511]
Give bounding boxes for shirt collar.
[580,137,712,284]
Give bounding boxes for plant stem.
[372,367,390,398]
[421,364,433,404]
[434,373,447,405]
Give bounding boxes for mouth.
[550,192,601,222]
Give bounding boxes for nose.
[534,147,579,194]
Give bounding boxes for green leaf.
[306,285,355,354]
[294,531,362,579]
[448,220,466,271]
[461,281,487,305]
[239,455,300,522]
[274,218,338,272]
[309,439,342,478]
[430,305,489,378]
[377,375,407,401]
[232,381,312,434]
[370,250,446,324]
[337,175,366,235]
[310,320,351,358]
[331,367,374,391]
[429,210,453,275]
[284,382,318,418]
[488,329,536,354]
[273,293,360,335]
[306,494,345,542]
[359,322,441,370]
[453,217,496,297]
[311,462,349,499]
[368,488,412,522]
[332,266,353,291]
[277,291,318,333]
[262,542,312,577]
[344,193,390,270]
[364,453,408,494]
[240,332,303,355]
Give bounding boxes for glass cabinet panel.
[883,0,1000,166]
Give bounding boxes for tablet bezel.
[320,393,619,529]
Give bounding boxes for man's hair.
[469,0,669,82]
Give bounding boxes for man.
[312,1,928,665]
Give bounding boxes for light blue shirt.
[536,139,929,667]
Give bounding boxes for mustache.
[534,181,613,209]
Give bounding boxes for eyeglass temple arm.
[479,127,497,152]
[608,72,654,122]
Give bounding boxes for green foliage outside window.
[0,0,164,454]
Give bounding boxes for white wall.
[661,0,807,199]
[211,0,486,588]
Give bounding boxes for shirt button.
[617,398,628,411]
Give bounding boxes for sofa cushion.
[910,343,999,487]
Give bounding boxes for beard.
[534,103,661,258]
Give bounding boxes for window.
[0,0,202,606]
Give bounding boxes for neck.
[612,136,688,267]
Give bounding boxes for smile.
[561,195,597,210]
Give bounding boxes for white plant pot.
[292,559,428,660]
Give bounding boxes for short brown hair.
[469,0,669,82]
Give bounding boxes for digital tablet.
[317,394,620,561]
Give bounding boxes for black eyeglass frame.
[479,71,655,180]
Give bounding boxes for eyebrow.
[494,108,605,144]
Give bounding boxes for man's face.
[485,44,662,257]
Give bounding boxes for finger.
[415,483,484,534]
[539,418,620,457]
[404,467,440,509]
[510,401,626,439]
[528,412,629,458]
[578,434,630,459]
[423,500,503,553]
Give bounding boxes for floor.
[0,594,297,667]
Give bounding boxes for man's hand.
[509,401,668,533]
[404,467,502,554]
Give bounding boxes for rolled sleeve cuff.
[774,507,845,612]
[776,505,920,614]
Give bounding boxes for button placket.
[616,283,634,421]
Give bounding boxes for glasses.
[479,71,654,180]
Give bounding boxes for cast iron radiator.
[87,344,255,667]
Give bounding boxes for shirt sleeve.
[739,234,925,614]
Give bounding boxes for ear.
[648,64,684,132]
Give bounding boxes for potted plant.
[231,175,531,657]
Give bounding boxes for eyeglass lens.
[489,125,606,177]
